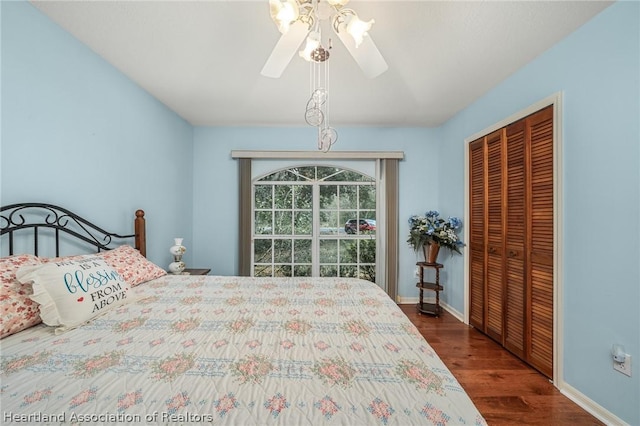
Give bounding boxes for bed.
[1,203,486,425]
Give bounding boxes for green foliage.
[344,237,376,282]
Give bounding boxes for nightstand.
[183,268,211,276]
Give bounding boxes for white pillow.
[16,255,131,333]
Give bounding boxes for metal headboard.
[0,203,146,257]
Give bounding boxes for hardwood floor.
[400,305,603,425]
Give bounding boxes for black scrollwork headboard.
[0,203,146,257]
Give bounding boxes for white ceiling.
[30,0,612,127]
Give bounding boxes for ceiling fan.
[261,0,388,79]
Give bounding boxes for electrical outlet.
[614,354,632,377]
[414,267,420,278]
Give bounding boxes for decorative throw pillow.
[1,254,43,339]
[40,245,166,287]
[17,255,132,333]
[98,245,166,286]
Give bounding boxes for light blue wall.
[439,2,639,424]
[2,0,638,423]
[191,126,444,299]
[0,1,194,267]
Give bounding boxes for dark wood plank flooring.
[400,305,603,425]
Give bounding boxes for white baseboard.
[396,296,419,305]
[396,297,465,323]
[559,382,628,426]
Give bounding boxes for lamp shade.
[269,0,300,34]
[299,31,320,61]
[346,15,374,47]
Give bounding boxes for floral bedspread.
[1,275,486,425]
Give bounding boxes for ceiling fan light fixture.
[346,15,374,48]
[299,31,320,61]
[270,0,300,34]
[262,0,386,148]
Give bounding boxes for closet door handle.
[509,250,517,257]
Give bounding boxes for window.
[233,151,401,299]
[252,166,376,281]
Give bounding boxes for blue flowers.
[407,211,464,254]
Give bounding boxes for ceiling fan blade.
[335,25,388,79]
[261,21,310,78]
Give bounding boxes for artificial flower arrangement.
[407,210,464,254]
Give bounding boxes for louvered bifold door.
[485,129,505,342]
[504,120,527,358]
[527,105,554,378]
[469,138,486,330]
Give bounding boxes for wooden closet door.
[467,105,554,379]
[504,120,527,358]
[469,138,486,330]
[527,106,554,378]
[485,129,505,342]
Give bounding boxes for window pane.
[361,211,376,221]
[274,239,292,263]
[341,212,357,235]
[294,185,312,209]
[294,239,312,263]
[255,211,272,235]
[362,219,377,236]
[326,170,373,182]
[260,169,312,182]
[340,240,357,263]
[294,265,312,277]
[340,265,358,278]
[339,186,357,209]
[260,170,293,181]
[290,166,316,180]
[274,265,292,277]
[254,265,273,277]
[255,185,272,209]
[317,166,340,180]
[359,239,376,263]
[294,211,312,235]
[254,238,272,264]
[358,265,376,282]
[320,265,337,277]
[319,185,337,209]
[274,211,292,235]
[319,210,338,233]
[359,185,376,209]
[274,185,293,209]
[319,239,337,263]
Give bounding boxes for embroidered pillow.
[40,245,166,287]
[98,245,166,286]
[1,254,43,338]
[17,255,131,333]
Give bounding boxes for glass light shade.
[269,0,300,34]
[299,32,320,61]
[169,238,186,257]
[327,0,349,6]
[346,16,374,47]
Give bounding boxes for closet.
[469,105,554,378]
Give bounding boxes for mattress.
[1,275,486,425]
